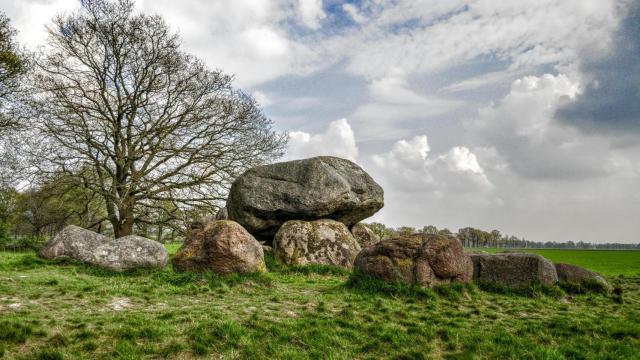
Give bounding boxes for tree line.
[366,223,640,250]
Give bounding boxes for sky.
[2,0,639,243]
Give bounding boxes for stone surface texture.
[173,220,265,274]
[354,233,473,287]
[274,219,361,269]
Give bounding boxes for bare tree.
[0,12,27,130]
[28,0,286,237]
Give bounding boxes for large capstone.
[354,233,473,287]
[39,225,168,271]
[227,156,384,240]
[173,220,266,274]
[274,219,361,269]
[470,253,558,288]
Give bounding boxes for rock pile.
[220,156,384,270]
[39,225,168,271]
[38,156,609,295]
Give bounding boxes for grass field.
[483,249,640,277]
[0,246,638,359]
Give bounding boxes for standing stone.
[351,223,380,248]
[274,219,361,269]
[173,220,265,274]
[470,253,558,287]
[354,233,473,287]
[227,156,384,240]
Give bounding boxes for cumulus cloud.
[369,135,492,194]
[134,0,322,87]
[298,0,326,29]
[465,73,624,179]
[3,0,324,87]
[1,0,77,47]
[285,118,358,161]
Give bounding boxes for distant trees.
[361,222,639,250]
[25,0,286,237]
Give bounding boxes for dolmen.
[206,156,386,270]
[39,225,168,271]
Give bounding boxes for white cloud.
[3,0,323,87]
[369,135,493,194]
[349,69,464,141]
[285,118,358,161]
[2,0,78,47]
[135,0,321,87]
[322,0,619,80]
[252,91,273,108]
[342,4,367,24]
[298,0,326,29]
[465,73,621,179]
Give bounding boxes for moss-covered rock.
[274,219,361,269]
[555,263,609,291]
[354,233,473,287]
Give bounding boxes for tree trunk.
[113,205,134,238]
[157,225,164,243]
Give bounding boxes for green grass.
[481,248,640,277]
[0,248,638,359]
